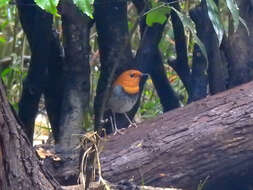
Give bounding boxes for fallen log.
[100,81,253,190]
[0,80,60,190]
[43,81,253,189]
[61,184,181,190]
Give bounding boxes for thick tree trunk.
[56,0,91,154]
[17,0,63,143]
[222,1,253,88]
[190,2,228,96]
[189,44,208,102]
[0,80,60,190]
[189,8,208,102]
[100,81,253,190]
[17,1,53,142]
[44,32,64,144]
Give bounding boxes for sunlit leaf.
[0,36,6,43]
[206,0,224,46]
[225,0,239,32]
[73,0,94,18]
[34,0,59,16]
[0,0,9,7]
[12,102,19,112]
[171,7,208,64]
[146,3,170,26]
[1,67,11,77]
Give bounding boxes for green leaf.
[11,102,19,112]
[225,0,239,32]
[34,0,60,16]
[73,0,94,18]
[171,7,209,65]
[239,17,250,36]
[225,0,249,35]
[0,36,6,43]
[206,0,224,46]
[0,20,8,30]
[1,67,11,78]
[146,4,170,26]
[0,0,9,7]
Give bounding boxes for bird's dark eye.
[130,73,135,78]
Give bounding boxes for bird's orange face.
[114,70,143,94]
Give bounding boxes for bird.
[107,69,148,135]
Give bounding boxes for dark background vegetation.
[1,0,253,189]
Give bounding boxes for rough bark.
[0,79,60,190]
[190,44,208,102]
[222,1,253,88]
[100,81,253,190]
[56,0,91,154]
[61,184,180,190]
[189,8,209,102]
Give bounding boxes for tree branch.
[167,0,191,95]
[17,0,56,142]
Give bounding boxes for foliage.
[73,0,94,18]
[0,5,27,107]
[1,60,27,109]
[225,0,239,32]
[33,0,94,18]
[0,0,9,7]
[34,0,95,18]
[34,0,59,16]
[146,0,245,47]
[224,0,248,35]
[146,2,170,26]
[170,6,208,65]
[206,0,224,45]
[139,79,163,119]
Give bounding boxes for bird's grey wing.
[111,85,124,96]
[107,85,124,112]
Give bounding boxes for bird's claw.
[100,118,109,124]
[113,128,125,135]
[128,122,138,128]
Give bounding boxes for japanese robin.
[107,69,148,135]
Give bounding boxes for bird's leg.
[109,113,118,134]
[109,116,114,133]
[124,113,138,128]
[112,112,125,135]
